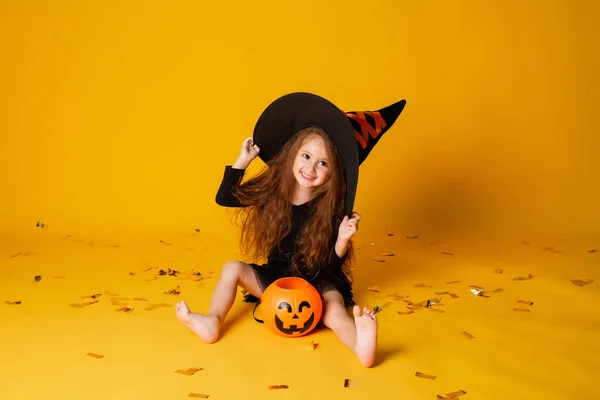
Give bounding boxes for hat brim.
[253,92,359,215]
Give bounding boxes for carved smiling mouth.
[274,313,315,335]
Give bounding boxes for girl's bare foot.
[175,300,221,344]
[352,305,378,367]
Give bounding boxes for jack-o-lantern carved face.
[260,277,323,338]
[274,300,315,335]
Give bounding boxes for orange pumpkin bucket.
[256,277,323,338]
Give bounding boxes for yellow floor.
[1,226,597,400]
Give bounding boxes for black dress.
[215,165,355,307]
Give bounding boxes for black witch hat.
[253,92,406,215]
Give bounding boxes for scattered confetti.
[442,389,467,398]
[381,253,395,256]
[542,246,561,253]
[133,297,149,301]
[5,300,21,305]
[115,307,134,313]
[373,302,392,314]
[462,331,475,339]
[311,341,319,350]
[344,379,353,388]
[10,252,22,258]
[387,233,394,236]
[414,282,433,288]
[195,229,201,232]
[160,241,172,246]
[435,291,459,299]
[86,353,104,359]
[571,279,594,287]
[470,288,484,297]
[513,308,530,312]
[164,286,181,295]
[441,252,454,256]
[34,275,41,282]
[175,368,203,376]
[396,310,414,315]
[446,280,461,284]
[159,268,179,276]
[368,286,380,292]
[589,249,597,253]
[517,300,534,305]
[70,300,99,308]
[513,273,535,281]
[373,258,386,262]
[145,302,173,311]
[268,385,289,390]
[415,372,436,380]
[188,393,209,398]
[492,288,504,293]
[81,294,102,299]
[493,268,503,274]
[36,222,46,228]
[406,236,419,239]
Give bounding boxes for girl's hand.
[240,137,260,163]
[233,137,260,169]
[338,212,361,243]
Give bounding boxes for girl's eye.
[319,161,328,167]
[302,154,309,159]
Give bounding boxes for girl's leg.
[321,290,378,367]
[176,260,263,343]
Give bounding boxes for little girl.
[176,92,406,368]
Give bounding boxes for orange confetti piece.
[513,308,530,312]
[414,282,433,288]
[87,353,104,359]
[344,379,353,387]
[188,393,209,398]
[175,367,203,375]
[415,372,436,380]
[446,280,461,284]
[571,279,594,287]
[441,252,454,256]
[5,300,21,305]
[268,385,289,390]
[462,331,475,339]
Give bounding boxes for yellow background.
[1,1,598,399]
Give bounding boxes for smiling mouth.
[300,171,316,181]
[274,313,315,335]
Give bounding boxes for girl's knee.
[322,303,348,330]
[221,260,245,280]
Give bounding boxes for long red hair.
[233,127,354,276]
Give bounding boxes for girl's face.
[292,135,332,190]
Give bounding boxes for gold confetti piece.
[188,393,209,398]
[115,307,135,313]
[50,276,66,279]
[175,367,203,375]
[517,300,534,305]
[435,291,450,295]
[373,305,382,313]
[446,390,467,398]
[87,353,104,359]
[344,378,353,388]
[397,310,414,315]
[311,341,319,349]
[589,249,597,253]
[387,233,394,236]
[381,253,395,256]
[570,279,594,287]
[449,293,459,299]
[514,308,530,312]
[428,307,445,313]
[5,300,21,305]
[415,372,436,380]
[470,288,484,296]
[69,300,99,308]
[160,240,172,246]
[164,286,181,295]
[34,275,42,282]
[81,294,103,299]
[10,252,22,258]
[368,286,380,292]
[406,236,419,239]
[133,297,149,301]
[492,288,504,293]
[446,280,461,284]
[373,258,386,262]
[268,385,289,390]
[543,246,562,253]
[513,273,535,281]
[414,282,433,288]
[441,252,454,256]
[493,268,503,274]
[462,331,475,339]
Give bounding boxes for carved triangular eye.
[278,302,292,312]
[298,301,311,312]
